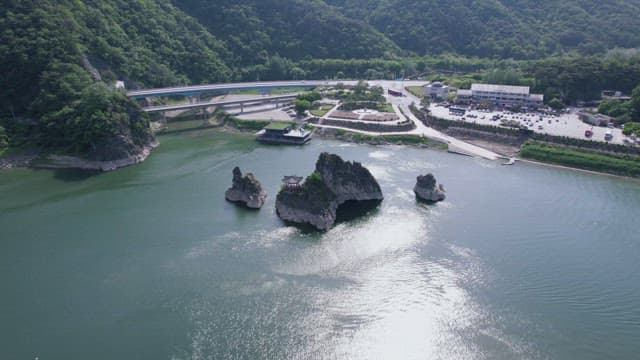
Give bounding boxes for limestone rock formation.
[276,153,383,230]
[414,173,446,202]
[315,153,384,203]
[225,167,267,209]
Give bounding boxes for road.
[128,80,429,98]
[142,94,297,113]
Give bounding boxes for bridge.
[142,94,298,113]
[127,80,330,99]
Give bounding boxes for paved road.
[398,104,500,160]
[142,94,297,113]
[128,80,429,98]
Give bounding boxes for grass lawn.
[379,103,395,113]
[310,104,334,117]
[405,86,424,98]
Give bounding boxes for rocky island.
[275,153,383,230]
[225,167,267,209]
[414,173,446,202]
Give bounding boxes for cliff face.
[275,175,338,230]
[276,153,383,230]
[225,167,267,209]
[414,174,446,202]
[315,152,384,203]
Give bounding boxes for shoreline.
[516,157,640,182]
[1,141,159,172]
[2,125,638,181]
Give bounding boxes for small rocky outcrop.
[225,167,267,209]
[414,173,446,202]
[276,153,383,230]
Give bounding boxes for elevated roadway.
[128,81,327,98]
[142,94,297,113]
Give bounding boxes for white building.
[469,83,543,107]
[424,81,450,100]
[456,89,473,103]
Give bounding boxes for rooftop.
[264,122,294,131]
[471,83,530,95]
[282,175,304,185]
[426,81,448,89]
[283,128,312,138]
[529,94,544,101]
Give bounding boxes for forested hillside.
[2,0,640,160]
[173,0,401,64]
[0,0,231,159]
[327,0,640,59]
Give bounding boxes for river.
[1,129,639,359]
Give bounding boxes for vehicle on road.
[605,130,613,141]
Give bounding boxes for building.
[455,89,472,103]
[256,122,312,145]
[468,84,544,108]
[424,82,451,100]
[601,90,631,101]
[282,176,304,190]
[577,111,614,126]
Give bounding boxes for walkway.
[312,104,500,160]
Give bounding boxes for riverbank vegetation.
[520,142,640,177]
[327,129,447,149]
[597,86,640,124]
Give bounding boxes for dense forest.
[327,0,640,59]
[2,0,640,158]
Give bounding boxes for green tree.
[548,98,565,110]
[0,125,8,152]
[295,99,311,116]
[297,92,322,103]
[622,122,640,136]
[630,84,640,120]
[598,99,629,118]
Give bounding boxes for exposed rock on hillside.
[276,153,383,230]
[414,173,446,202]
[225,167,267,209]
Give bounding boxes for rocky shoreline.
[1,141,159,172]
[0,151,40,170]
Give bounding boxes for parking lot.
[428,104,629,145]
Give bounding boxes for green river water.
[1,129,639,359]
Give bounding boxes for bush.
[225,117,270,131]
[520,142,640,177]
[622,122,640,136]
[297,91,321,103]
